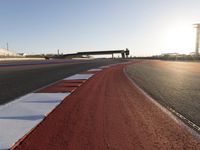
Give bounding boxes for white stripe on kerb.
[100,66,110,69]
[88,68,102,71]
[63,74,93,80]
[0,92,69,150]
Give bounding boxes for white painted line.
[100,66,110,69]
[88,68,102,72]
[63,74,93,80]
[0,93,69,150]
[21,93,70,115]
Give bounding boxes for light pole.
[6,43,9,51]
[194,24,200,56]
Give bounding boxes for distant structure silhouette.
[194,24,200,56]
[0,48,18,56]
[53,49,130,59]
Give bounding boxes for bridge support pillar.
[121,53,125,58]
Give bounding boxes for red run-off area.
[12,62,200,150]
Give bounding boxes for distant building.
[161,53,179,56]
[189,52,196,56]
[0,48,18,56]
[17,53,26,56]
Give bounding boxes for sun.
[162,22,196,54]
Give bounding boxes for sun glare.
[162,22,196,54]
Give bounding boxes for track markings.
[100,66,110,69]
[167,107,200,133]
[88,68,102,72]
[0,66,109,150]
[63,74,94,80]
[0,93,69,150]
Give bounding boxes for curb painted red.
[10,69,101,150]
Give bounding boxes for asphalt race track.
[11,62,200,150]
[126,60,200,131]
[0,59,125,105]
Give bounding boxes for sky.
[0,0,200,56]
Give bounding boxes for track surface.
[126,60,200,129]
[13,63,200,150]
[0,59,124,105]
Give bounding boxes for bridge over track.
[46,49,130,59]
